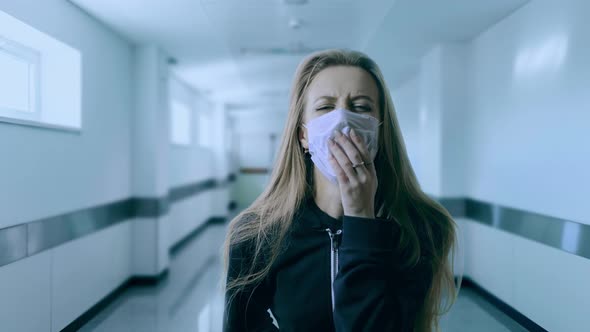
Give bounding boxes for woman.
[223,49,458,331]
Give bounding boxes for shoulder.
[231,211,259,227]
[228,211,260,239]
[227,211,278,263]
[227,212,259,256]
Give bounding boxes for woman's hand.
[328,128,378,218]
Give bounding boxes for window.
[170,100,192,146]
[198,110,211,147]
[0,38,40,121]
[0,10,81,130]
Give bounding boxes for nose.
[335,97,352,110]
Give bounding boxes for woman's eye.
[316,105,333,111]
[354,105,371,112]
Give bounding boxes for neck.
[313,167,343,219]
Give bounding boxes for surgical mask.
[302,108,381,183]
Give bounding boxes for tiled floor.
[80,222,528,332]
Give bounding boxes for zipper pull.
[326,228,343,313]
[326,228,342,250]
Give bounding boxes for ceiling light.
[289,18,303,29]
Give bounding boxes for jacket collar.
[298,196,343,231]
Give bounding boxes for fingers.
[348,128,377,176]
[333,130,366,166]
[329,129,376,184]
[347,128,371,163]
[328,148,348,184]
[329,138,357,184]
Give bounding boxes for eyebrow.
[314,95,375,103]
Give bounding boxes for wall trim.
[3,188,586,268]
[437,197,590,261]
[0,174,235,268]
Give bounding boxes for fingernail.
[333,130,341,137]
[350,128,357,137]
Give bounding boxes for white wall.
[390,76,421,178]
[439,43,470,197]
[168,77,215,187]
[461,1,589,331]
[0,1,231,331]
[130,45,171,276]
[167,77,227,246]
[0,0,133,229]
[51,222,131,331]
[0,251,51,331]
[387,44,470,198]
[368,0,590,331]
[0,1,134,331]
[465,0,589,223]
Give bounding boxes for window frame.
[0,36,41,124]
[169,99,193,147]
[0,10,82,133]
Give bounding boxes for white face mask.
[303,108,381,183]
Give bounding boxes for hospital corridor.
[0,0,588,331]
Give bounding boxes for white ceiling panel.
[68,0,530,108]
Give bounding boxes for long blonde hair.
[223,49,458,331]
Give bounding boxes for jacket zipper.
[326,228,342,312]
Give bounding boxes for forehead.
[306,66,379,100]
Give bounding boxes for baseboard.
[61,266,171,331]
[462,277,548,332]
[60,278,131,332]
[129,268,170,287]
[169,216,227,256]
[60,216,225,332]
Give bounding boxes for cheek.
[370,109,380,121]
[304,108,322,122]
[302,105,314,123]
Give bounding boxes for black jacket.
[223,197,432,332]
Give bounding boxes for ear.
[298,125,309,150]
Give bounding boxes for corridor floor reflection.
[79,223,227,332]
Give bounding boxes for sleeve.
[223,239,279,332]
[332,216,432,332]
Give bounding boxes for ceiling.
[69,0,529,110]
[366,0,530,86]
